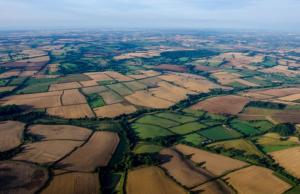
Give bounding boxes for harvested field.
[153,64,188,72]
[114,50,161,60]
[126,166,186,194]
[104,71,133,81]
[49,82,81,91]
[19,70,37,77]
[124,81,147,91]
[0,121,25,152]
[0,70,21,78]
[94,103,137,118]
[191,179,234,194]
[211,71,241,85]
[28,124,92,141]
[99,90,123,104]
[238,107,281,122]
[47,104,95,119]
[139,77,163,87]
[160,148,213,188]
[84,72,113,81]
[150,81,195,103]
[175,144,247,176]
[257,87,300,97]
[19,56,50,63]
[1,91,62,108]
[125,90,173,109]
[62,89,87,105]
[241,92,274,100]
[279,93,300,102]
[0,161,48,194]
[192,95,250,115]
[224,166,291,194]
[57,131,119,172]
[81,86,107,95]
[107,83,133,96]
[234,78,259,87]
[41,172,100,194]
[80,80,99,87]
[270,146,300,178]
[272,110,300,123]
[13,140,83,165]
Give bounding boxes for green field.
[155,112,197,123]
[16,78,58,94]
[136,114,179,128]
[182,108,206,117]
[199,125,242,141]
[230,119,273,136]
[181,133,207,146]
[108,83,133,96]
[134,142,164,154]
[7,77,27,86]
[87,93,105,108]
[169,122,206,135]
[131,123,173,139]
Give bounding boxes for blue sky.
[0,0,300,31]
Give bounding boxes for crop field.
[238,107,281,122]
[0,161,48,194]
[255,133,300,152]
[126,166,187,194]
[93,103,137,118]
[13,140,84,165]
[124,81,147,91]
[256,88,300,97]
[49,82,82,91]
[99,90,123,104]
[84,72,113,81]
[81,85,108,95]
[0,121,25,152]
[79,80,98,87]
[224,166,291,194]
[270,147,300,178]
[229,119,273,136]
[191,95,250,115]
[107,83,133,96]
[134,142,164,154]
[208,139,264,156]
[279,93,300,102]
[131,123,173,139]
[191,179,234,194]
[105,71,134,81]
[155,112,197,123]
[47,104,95,119]
[135,114,179,128]
[57,131,119,172]
[62,89,87,105]
[175,144,248,176]
[272,110,300,123]
[181,133,207,146]
[28,124,92,141]
[199,125,242,141]
[169,122,206,135]
[41,172,100,194]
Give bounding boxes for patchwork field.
[199,125,242,141]
[49,82,82,91]
[191,95,250,115]
[0,121,25,152]
[174,144,248,176]
[224,166,291,194]
[93,103,137,118]
[0,161,48,194]
[131,123,173,139]
[62,89,87,105]
[126,166,187,194]
[41,172,100,194]
[57,131,119,172]
[47,104,95,119]
[270,146,300,178]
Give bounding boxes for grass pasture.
[229,119,273,136]
[155,112,197,123]
[181,133,207,146]
[135,114,179,128]
[87,93,105,108]
[131,123,173,139]
[169,122,206,135]
[134,142,164,154]
[199,125,242,141]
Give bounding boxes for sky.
[0,0,300,31]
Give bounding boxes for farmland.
[0,30,300,194]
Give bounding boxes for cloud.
[0,0,299,31]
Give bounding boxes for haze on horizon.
[0,0,300,32]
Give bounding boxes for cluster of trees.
[246,101,286,109]
[271,123,296,136]
[160,49,219,59]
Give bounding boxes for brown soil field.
[13,140,84,165]
[62,89,87,105]
[241,92,274,100]
[261,65,300,77]
[211,71,241,85]
[128,74,148,79]
[279,93,300,102]
[84,72,113,81]
[28,124,92,141]
[257,87,300,97]
[0,70,21,78]
[0,161,48,194]
[139,70,161,77]
[104,71,134,81]
[1,91,62,108]
[192,95,250,115]
[126,166,187,194]
[160,148,214,188]
[125,90,174,109]
[224,166,291,194]
[57,131,119,172]
[0,121,25,152]
[47,104,95,119]
[114,50,161,60]
[159,73,221,93]
[99,90,123,104]
[41,172,100,194]
[22,49,47,58]
[191,179,234,194]
[19,70,37,77]
[234,78,259,87]
[153,64,188,72]
[81,86,108,95]
[175,144,248,176]
[49,82,82,91]
[149,81,195,103]
[0,86,16,92]
[194,65,217,72]
[270,146,300,178]
[272,110,300,123]
[79,80,99,87]
[238,107,281,122]
[18,56,50,63]
[94,103,137,118]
